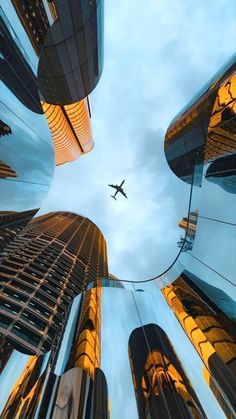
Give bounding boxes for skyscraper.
[164,56,236,184]
[0,211,109,418]
[128,323,205,419]
[0,209,38,253]
[162,274,236,417]
[0,212,108,355]
[1,0,104,167]
[0,161,17,179]
[178,211,198,242]
[162,55,236,418]
[42,99,93,165]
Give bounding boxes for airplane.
[108,180,127,200]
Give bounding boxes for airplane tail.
[111,195,117,200]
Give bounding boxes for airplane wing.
[120,188,127,199]
[120,179,125,187]
[108,184,118,190]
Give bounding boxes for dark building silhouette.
[0,211,108,355]
[162,274,236,418]
[128,323,205,419]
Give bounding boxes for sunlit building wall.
[164,57,236,184]
[66,286,102,378]
[0,161,17,179]
[0,352,46,418]
[0,212,108,355]
[162,276,236,417]
[41,99,93,165]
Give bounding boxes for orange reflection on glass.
[42,99,93,166]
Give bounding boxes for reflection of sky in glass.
[100,287,224,419]
[0,350,29,412]
[202,164,236,224]
[0,82,54,212]
[54,295,82,375]
[0,6,33,69]
[0,0,38,74]
[185,160,236,310]
[101,288,140,419]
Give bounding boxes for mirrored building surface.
[41,98,93,165]
[1,280,221,419]
[0,0,105,251]
[128,323,205,419]
[1,0,103,170]
[164,55,236,184]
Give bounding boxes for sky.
[40,0,235,282]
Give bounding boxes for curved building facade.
[164,56,236,184]
[128,323,205,419]
[162,55,236,418]
[0,212,108,355]
[0,2,55,245]
[2,0,104,169]
[162,274,236,417]
[37,0,104,105]
[42,98,93,165]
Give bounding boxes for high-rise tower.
[162,274,236,417]
[0,210,38,253]
[128,323,205,419]
[0,212,108,355]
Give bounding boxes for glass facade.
[37,0,104,105]
[0,281,227,418]
[0,212,108,354]
[164,56,236,185]
[1,0,104,170]
[0,0,105,255]
[42,98,93,165]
